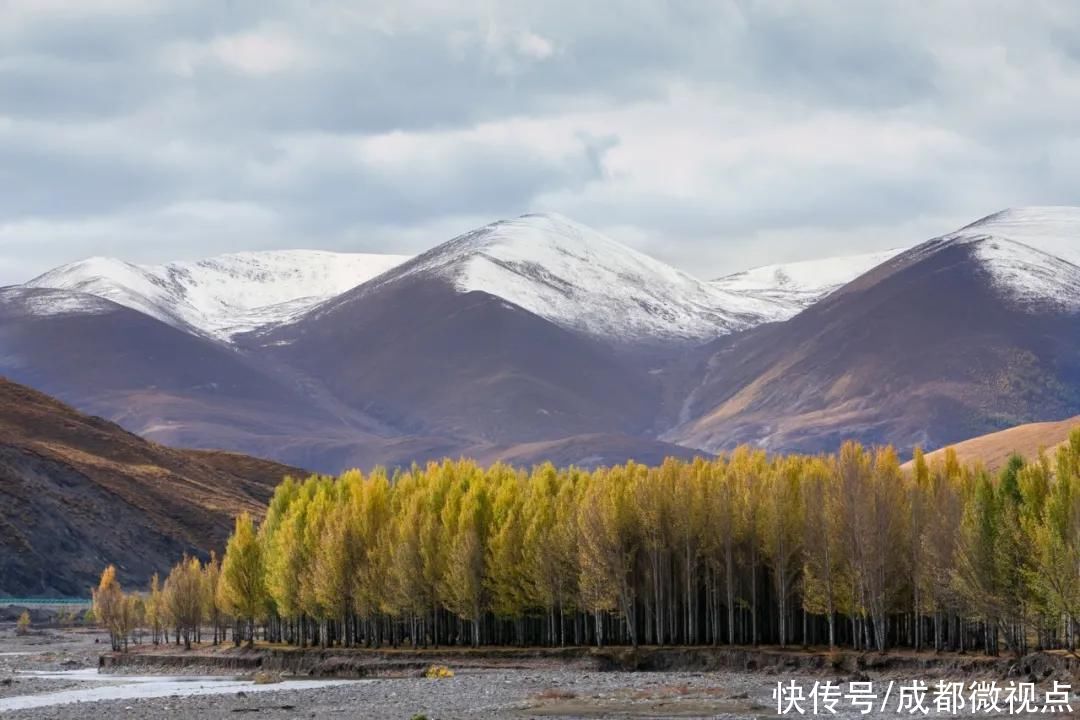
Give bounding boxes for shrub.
[253,671,282,685]
[15,611,30,636]
[424,664,454,679]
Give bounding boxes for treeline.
[94,539,251,650]
[102,432,1080,656]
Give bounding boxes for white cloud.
[516,31,554,60]
[211,28,305,75]
[160,27,306,77]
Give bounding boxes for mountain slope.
[468,434,708,468]
[0,377,305,596]
[251,273,663,444]
[903,416,1080,473]
[24,250,411,340]
[244,212,807,447]
[0,284,706,472]
[3,213,919,470]
[0,286,394,471]
[14,208,1080,472]
[667,213,1080,455]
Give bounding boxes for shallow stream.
[0,669,356,710]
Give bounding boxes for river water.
[0,669,357,711]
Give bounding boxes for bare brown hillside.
[905,415,1080,472]
[0,377,306,596]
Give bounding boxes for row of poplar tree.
[98,432,1080,656]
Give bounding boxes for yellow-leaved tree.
[219,512,268,648]
[761,456,804,648]
[164,555,204,650]
[93,565,125,651]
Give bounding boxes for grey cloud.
[1,139,178,217]
[0,57,163,120]
[736,8,939,109]
[269,134,617,236]
[2,1,1080,284]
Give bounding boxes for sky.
[2,0,1079,285]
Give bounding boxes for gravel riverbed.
[0,668,776,719]
[0,624,1071,718]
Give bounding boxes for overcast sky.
[2,0,1079,284]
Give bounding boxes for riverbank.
[0,667,772,719]
[6,624,1080,718]
[99,641,1080,681]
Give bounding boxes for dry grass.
[252,671,283,684]
[906,416,1080,472]
[424,664,455,679]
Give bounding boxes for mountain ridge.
[18,213,906,349]
[6,206,1080,472]
[24,249,412,341]
[666,219,1080,455]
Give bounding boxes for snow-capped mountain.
[7,205,1080,473]
[709,207,1080,317]
[23,250,411,340]
[711,248,904,313]
[17,207,1080,350]
[14,214,929,348]
[341,212,808,345]
[929,209,1080,313]
[668,207,1080,457]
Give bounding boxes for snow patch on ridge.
[0,287,117,318]
[24,250,411,340]
[711,248,905,310]
[961,206,1080,265]
[963,236,1080,312]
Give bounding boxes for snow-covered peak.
[891,209,1080,313]
[711,248,904,311]
[24,249,411,340]
[934,212,1080,313]
[960,207,1080,263]
[362,213,799,344]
